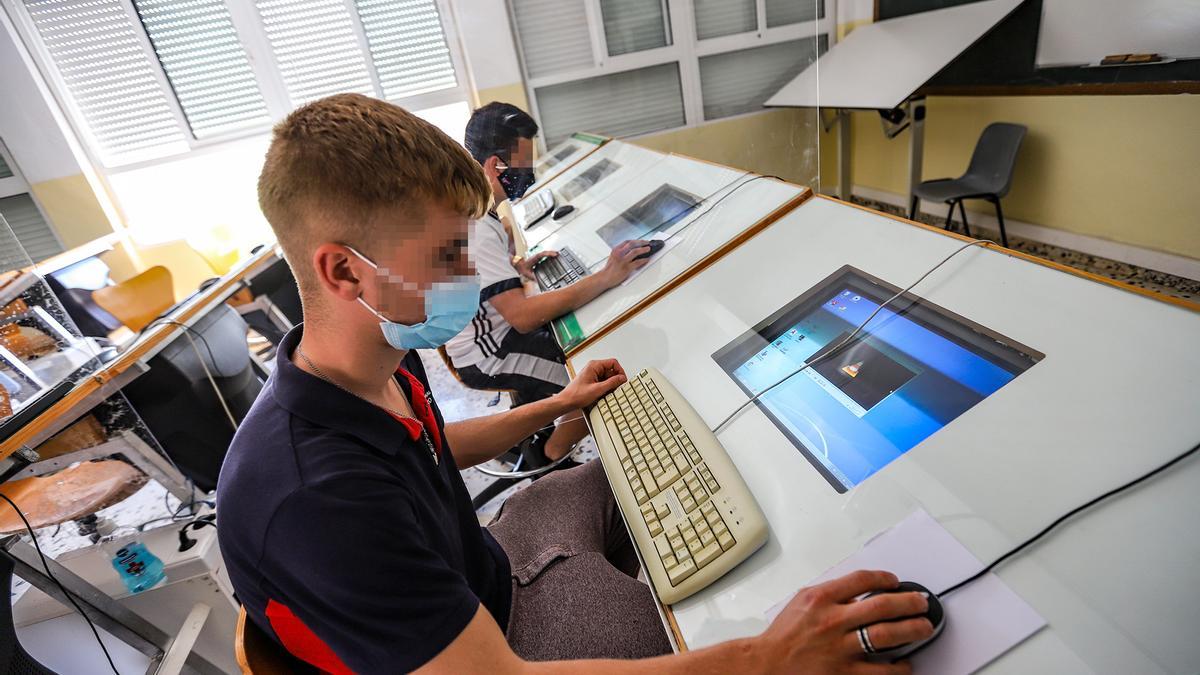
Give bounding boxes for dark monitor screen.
[559,158,621,202]
[596,184,700,247]
[712,266,1042,493]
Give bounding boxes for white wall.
[450,0,524,91]
[0,7,85,183]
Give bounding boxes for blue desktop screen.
[714,268,1040,492]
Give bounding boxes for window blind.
[22,0,188,164]
[133,0,271,138]
[699,35,826,120]
[254,0,375,106]
[535,63,684,145]
[0,195,62,265]
[510,0,594,78]
[766,0,824,28]
[599,0,670,56]
[354,0,458,100]
[694,0,756,40]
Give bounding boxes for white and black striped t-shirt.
[445,213,524,368]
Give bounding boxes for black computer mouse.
[634,239,665,261]
[859,581,945,661]
[552,204,575,220]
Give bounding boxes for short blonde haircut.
[258,93,491,299]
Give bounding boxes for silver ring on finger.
[857,626,877,655]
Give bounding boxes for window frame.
[3,0,474,172]
[509,0,834,150]
[0,138,66,260]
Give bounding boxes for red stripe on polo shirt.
[394,367,443,454]
[265,599,352,674]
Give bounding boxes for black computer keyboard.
[534,247,589,291]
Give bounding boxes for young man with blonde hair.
[217,93,931,673]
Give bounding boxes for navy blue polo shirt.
[217,326,511,673]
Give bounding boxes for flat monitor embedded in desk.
[712,265,1041,493]
[567,195,1200,671]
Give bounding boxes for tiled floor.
[855,197,1199,302]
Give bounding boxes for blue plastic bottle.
[109,540,165,593]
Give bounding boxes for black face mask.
[497,162,536,201]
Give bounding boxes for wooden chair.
[235,606,299,675]
[0,459,147,534]
[93,265,176,332]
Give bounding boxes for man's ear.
[482,154,503,177]
[310,243,367,302]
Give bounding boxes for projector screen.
[1036,0,1200,67]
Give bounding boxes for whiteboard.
[1036,0,1200,67]
[765,0,1023,110]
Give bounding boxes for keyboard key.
[667,558,696,585]
[648,520,663,537]
[695,543,722,568]
[717,530,737,551]
[655,502,670,520]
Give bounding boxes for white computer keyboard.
[588,367,768,604]
[513,189,555,229]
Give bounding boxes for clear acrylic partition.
[517,0,824,190]
[0,214,190,561]
[512,0,824,345]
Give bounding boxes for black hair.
[463,102,539,165]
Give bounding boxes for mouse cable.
[711,238,993,434]
[938,438,1200,598]
[0,493,122,675]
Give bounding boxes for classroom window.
[0,140,61,270]
[599,0,672,56]
[698,35,826,120]
[14,0,469,167]
[509,0,832,145]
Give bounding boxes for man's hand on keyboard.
[515,250,557,280]
[556,359,629,410]
[598,240,654,287]
[759,570,932,674]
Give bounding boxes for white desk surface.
[570,196,1200,673]
[765,0,1024,110]
[521,141,668,249]
[529,134,606,192]
[558,166,807,348]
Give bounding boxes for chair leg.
[992,197,1009,247]
[944,201,957,232]
[958,200,972,238]
[908,195,918,220]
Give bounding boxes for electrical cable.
[938,439,1200,597]
[144,319,238,432]
[711,238,994,434]
[0,493,121,675]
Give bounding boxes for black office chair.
[121,304,264,492]
[0,556,54,674]
[239,257,303,346]
[909,122,1026,247]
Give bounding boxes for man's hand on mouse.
[554,358,628,411]
[757,570,934,674]
[599,239,653,287]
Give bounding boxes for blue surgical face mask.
[346,246,480,350]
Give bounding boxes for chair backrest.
[93,266,175,332]
[121,303,263,492]
[963,122,1027,199]
[235,606,301,675]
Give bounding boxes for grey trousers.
[487,458,673,661]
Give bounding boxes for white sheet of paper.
[766,510,1046,675]
[619,233,682,287]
